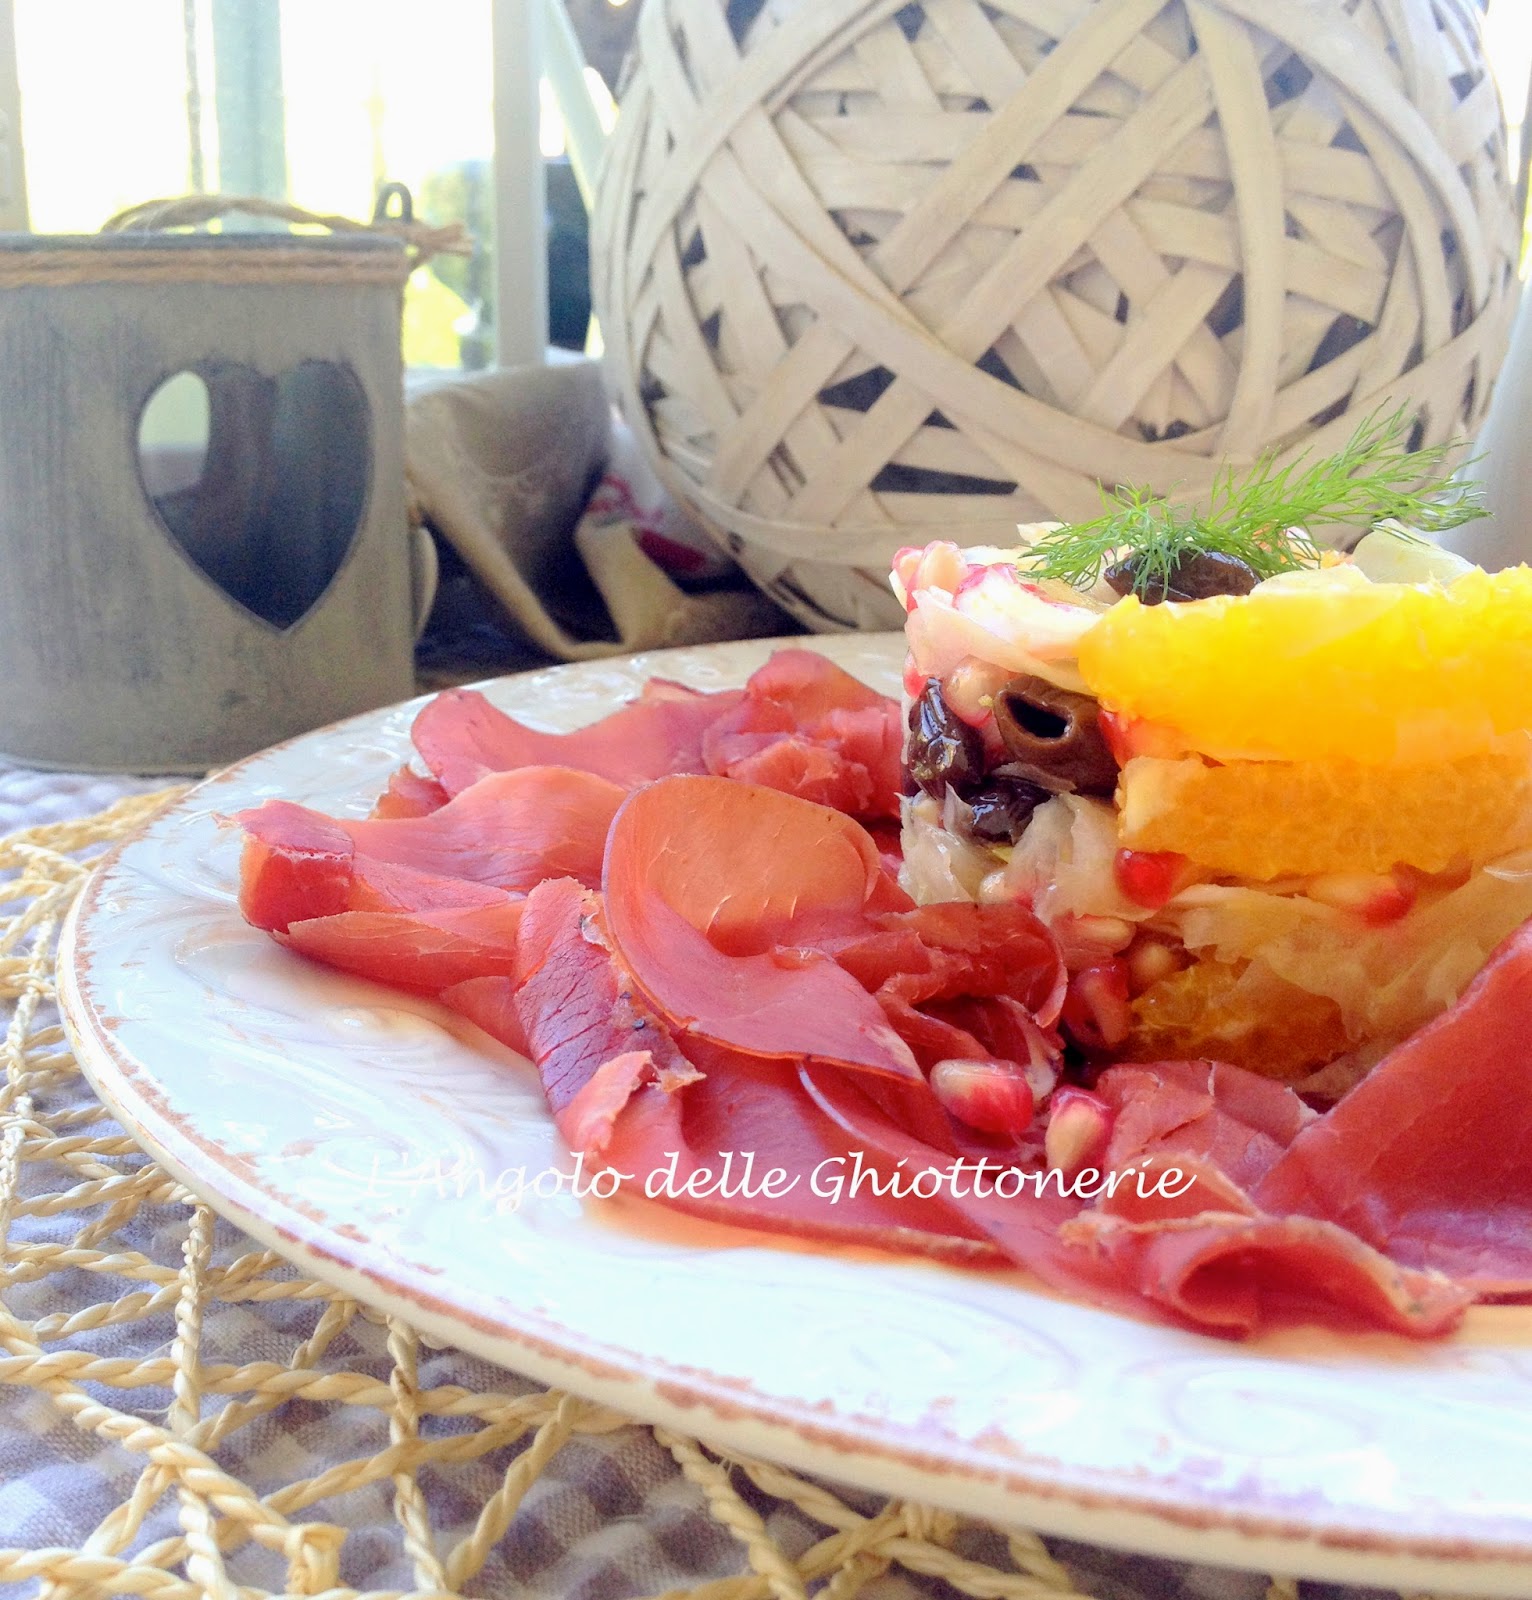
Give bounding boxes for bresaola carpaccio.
[236,647,1521,1340]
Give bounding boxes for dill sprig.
[1025,408,1487,598]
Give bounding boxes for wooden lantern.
[0,232,416,771]
[593,0,1521,631]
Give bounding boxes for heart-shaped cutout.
[139,359,371,630]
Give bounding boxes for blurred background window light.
[6,0,634,369]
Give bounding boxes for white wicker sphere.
[593,0,1520,631]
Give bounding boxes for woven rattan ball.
[593,0,1519,631]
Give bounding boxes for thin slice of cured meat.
[237,797,533,991]
[936,995,1058,1081]
[277,899,526,992]
[602,775,926,1080]
[878,998,1001,1072]
[796,1045,1470,1338]
[794,1059,1420,1343]
[1059,1202,1471,1338]
[514,877,996,1260]
[438,975,528,1057]
[1046,1070,1472,1337]
[832,900,1066,1024]
[239,767,622,907]
[824,903,1065,1145]
[603,775,1076,1150]
[238,808,511,933]
[612,771,907,954]
[413,683,741,795]
[639,677,712,703]
[1095,1060,1315,1194]
[341,768,623,891]
[239,805,354,931]
[1255,921,1532,1292]
[371,765,449,819]
[798,1062,1149,1315]
[810,1048,1467,1337]
[604,1047,999,1261]
[703,648,903,818]
[845,992,1055,1155]
[514,877,702,1147]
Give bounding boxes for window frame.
[0,0,608,365]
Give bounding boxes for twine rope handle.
[101,192,472,273]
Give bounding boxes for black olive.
[1102,559,1139,598]
[964,776,1051,844]
[906,678,984,797]
[991,675,1118,795]
[1104,549,1259,604]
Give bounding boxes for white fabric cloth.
[406,363,790,663]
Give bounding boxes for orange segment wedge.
[1077,567,1532,764]
[1118,741,1532,879]
[1121,958,1349,1080]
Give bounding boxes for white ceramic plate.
[60,635,1532,1596]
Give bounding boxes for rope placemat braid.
[0,794,1400,1600]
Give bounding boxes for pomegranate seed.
[976,868,1016,906]
[1061,960,1132,1052]
[1045,1087,1114,1175]
[912,541,970,597]
[1114,848,1192,909]
[903,660,926,699]
[1306,870,1416,926]
[1058,913,1136,954]
[978,714,1008,763]
[1125,936,1185,994]
[943,656,1013,727]
[1098,708,1132,763]
[930,1058,1034,1136]
[890,546,922,609]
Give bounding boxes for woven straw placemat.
[0,790,1364,1600]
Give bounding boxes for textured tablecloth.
[0,758,1290,1600]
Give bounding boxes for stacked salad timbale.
[894,525,1532,1094]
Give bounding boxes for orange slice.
[1077,567,1532,763]
[1117,741,1532,879]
